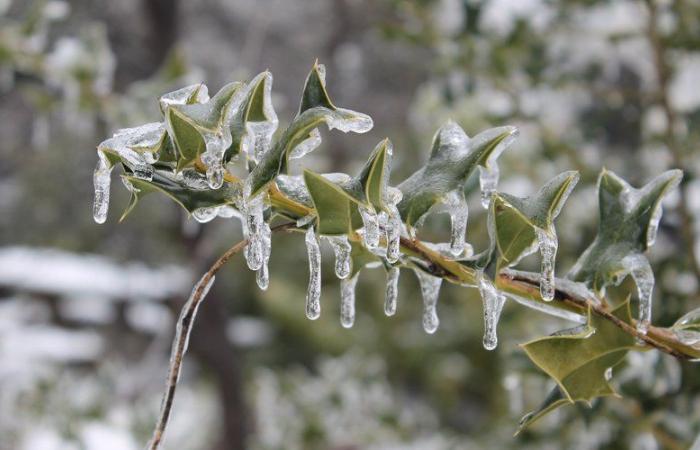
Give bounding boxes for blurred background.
[2,0,700,449]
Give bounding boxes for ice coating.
[159,83,209,111]
[289,127,322,160]
[478,164,499,209]
[217,205,239,219]
[97,122,166,182]
[478,272,506,350]
[358,204,380,250]
[177,169,210,190]
[192,206,220,223]
[674,307,700,328]
[444,190,468,257]
[340,272,360,328]
[256,221,272,290]
[200,130,233,189]
[646,204,663,247]
[325,108,373,134]
[243,195,265,271]
[536,227,558,301]
[327,234,351,279]
[92,153,112,224]
[304,226,322,320]
[384,266,400,316]
[622,253,655,334]
[414,269,442,334]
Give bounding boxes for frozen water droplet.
[414,270,442,334]
[478,272,506,350]
[289,127,322,159]
[92,154,112,224]
[621,253,655,334]
[444,190,468,257]
[201,129,233,189]
[256,221,272,290]
[177,169,210,190]
[384,267,400,316]
[478,164,499,209]
[192,206,220,223]
[305,227,322,320]
[536,227,558,301]
[340,272,359,328]
[358,204,379,250]
[327,234,351,279]
[206,166,225,190]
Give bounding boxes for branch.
[146,222,295,450]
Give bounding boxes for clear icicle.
[478,164,499,209]
[414,270,442,334]
[340,272,360,328]
[92,153,112,224]
[358,204,380,250]
[327,235,352,279]
[243,196,265,271]
[305,227,322,320]
[256,222,272,290]
[384,267,400,316]
[192,206,220,223]
[384,187,403,263]
[289,127,322,159]
[536,227,558,301]
[444,190,468,257]
[478,272,506,350]
[622,253,655,334]
[201,129,233,190]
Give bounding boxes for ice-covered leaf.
[303,170,357,236]
[120,170,240,221]
[518,302,636,432]
[246,62,372,198]
[567,169,681,331]
[397,122,518,231]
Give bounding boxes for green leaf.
[246,63,372,198]
[518,301,636,432]
[568,169,682,291]
[494,171,579,267]
[303,170,357,236]
[225,71,277,161]
[397,121,518,230]
[165,82,245,170]
[120,170,240,221]
[354,138,393,210]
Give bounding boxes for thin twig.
[146,222,295,450]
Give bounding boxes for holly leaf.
[303,170,357,236]
[246,62,372,198]
[568,169,682,291]
[397,121,518,231]
[518,301,636,432]
[120,170,240,221]
[493,171,579,267]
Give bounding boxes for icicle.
[384,267,400,316]
[358,204,380,250]
[622,253,655,334]
[444,190,468,257]
[414,270,442,334]
[92,153,112,224]
[384,187,403,263]
[305,227,322,320]
[256,221,272,290]
[478,272,506,350]
[478,164,499,209]
[536,227,558,301]
[200,130,233,190]
[327,235,351,279]
[340,272,360,328]
[243,195,265,271]
[289,127,322,159]
[192,206,220,223]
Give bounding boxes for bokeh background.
[2,0,700,449]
